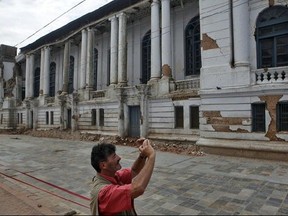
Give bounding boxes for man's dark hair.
[91,143,116,173]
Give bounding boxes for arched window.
[141,30,151,84]
[68,56,74,94]
[185,16,201,76]
[93,48,98,90]
[49,62,56,97]
[256,6,288,68]
[33,67,40,97]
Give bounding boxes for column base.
[117,82,127,87]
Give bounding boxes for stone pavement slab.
[1,134,288,215]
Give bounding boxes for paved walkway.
[0,134,288,215]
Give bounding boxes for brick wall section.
[260,95,284,141]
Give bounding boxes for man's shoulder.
[116,168,131,176]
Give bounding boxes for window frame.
[93,48,98,90]
[33,67,40,97]
[68,56,74,94]
[252,103,266,132]
[190,106,199,129]
[185,15,201,76]
[256,6,288,68]
[277,102,288,132]
[141,30,151,84]
[175,106,184,128]
[99,108,104,126]
[49,62,56,97]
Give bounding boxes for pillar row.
[233,0,249,67]
[62,41,70,93]
[117,12,128,86]
[86,28,94,90]
[150,0,161,80]
[161,0,172,78]
[109,15,118,85]
[43,46,50,96]
[40,48,45,95]
[80,29,87,89]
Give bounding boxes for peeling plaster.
[201,33,219,50]
[259,95,284,141]
[203,111,249,133]
[202,111,221,118]
[162,64,172,77]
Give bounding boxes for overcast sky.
[0,0,113,49]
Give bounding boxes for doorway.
[128,106,140,137]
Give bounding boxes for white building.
[1,0,288,160]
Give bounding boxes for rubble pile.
[0,129,205,157]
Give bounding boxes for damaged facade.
[0,0,288,158]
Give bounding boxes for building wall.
[1,0,288,156]
[199,0,288,143]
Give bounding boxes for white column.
[150,0,161,80]
[43,46,50,96]
[109,15,118,85]
[80,29,87,89]
[117,12,127,86]
[234,0,249,67]
[161,0,172,77]
[0,64,3,102]
[25,55,30,98]
[40,48,45,95]
[62,41,70,93]
[29,54,35,97]
[86,28,94,90]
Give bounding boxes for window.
[91,109,96,126]
[20,113,23,124]
[0,114,3,124]
[68,56,74,94]
[256,6,288,68]
[190,106,199,129]
[277,102,288,131]
[185,16,201,76]
[93,49,98,90]
[99,108,104,126]
[252,103,266,132]
[175,106,184,128]
[46,111,49,125]
[50,111,54,125]
[141,30,151,84]
[49,62,56,97]
[34,67,40,97]
[22,86,25,101]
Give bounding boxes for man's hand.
[139,139,155,158]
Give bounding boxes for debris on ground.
[0,128,205,157]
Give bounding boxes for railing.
[175,78,200,90]
[252,66,288,84]
[91,90,106,99]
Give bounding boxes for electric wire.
[14,0,87,47]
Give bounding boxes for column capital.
[116,12,129,19]
[151,0,160,5]
[108,15,117,21]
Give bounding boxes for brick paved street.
[1,134,288,215]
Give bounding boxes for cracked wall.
[203,111,249,133]
[259,95,284,141]
[203,95,286,141]
[201,33,219,50]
